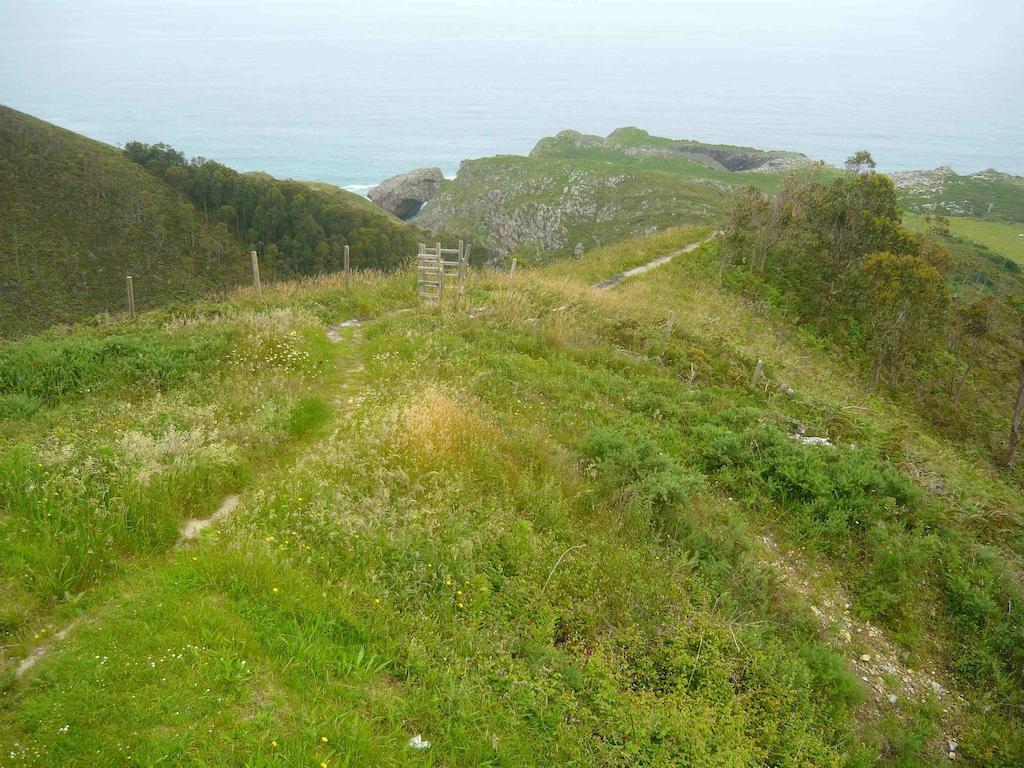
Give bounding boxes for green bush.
[582,425,703,524]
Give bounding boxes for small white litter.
[792,434,833,447]
[408,734,430,750]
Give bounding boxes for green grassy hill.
[0,105,252,339]
[0,107,429,340]
[414,129,833,262]
[3,116,1024,765]
[1,227,1022,766]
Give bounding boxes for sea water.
[1,0,1021,188]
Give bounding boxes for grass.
[542,226,713,284]
[905,213,1024,266]
[1,232,1022,765]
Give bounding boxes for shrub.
[582,425,703,535]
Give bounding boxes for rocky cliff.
[381,128,825,261]
[368,167,444,220]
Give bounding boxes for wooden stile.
[417,241,468,302]
[436,242,444,297]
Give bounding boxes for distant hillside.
[123,143,421,276]
[403,128,829,261]
[0,106,250,338]
[893,166,1024,223]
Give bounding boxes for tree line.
[124,142,418,277]
[721,152,1024,469]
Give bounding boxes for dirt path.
[177,494,240,545]
[13,493,243,678]
[595,232,720,289]
[326,317,367,343]
[14,619,82,678]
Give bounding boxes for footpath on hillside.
[595,231,719,289]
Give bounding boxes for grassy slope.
[0,106,251,339]
[530,128,832,192]
[1,229,1022,766]
[296,180,395,216]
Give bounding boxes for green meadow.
[905,213,1024,267]
[2,228,1022,766]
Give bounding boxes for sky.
[2,0,1020,48]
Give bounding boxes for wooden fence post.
[344,245,351,291]
[126,275,136,319]
[436,242,444,297]
[458,240,466,288]
[665,310,675,336]
[250,250,262,300]
[508,257,517,288]
[750,359,765,389]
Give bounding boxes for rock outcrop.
[368,167,444,220]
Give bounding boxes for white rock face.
[368,168,444,220]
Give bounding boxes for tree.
[951,298,993,404]
[720,186,791,275]
[856,251,950,382]
[923,213,951,239]
[1007,361,1024,471]
[123,140,419,278]
[844,150,876,175]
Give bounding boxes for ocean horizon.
[2,1,1021,189]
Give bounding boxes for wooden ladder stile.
[417,240,467,302]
